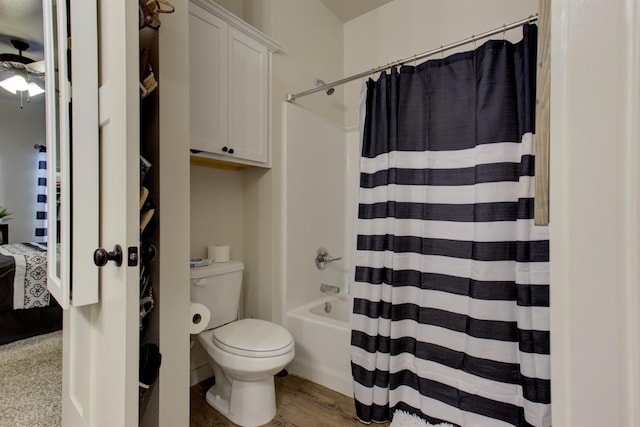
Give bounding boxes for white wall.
[190,166,244,261]
[0,97,46,243]
[248,0,346,126]
[549,1,640,425]
[343,0,538,126]
[157,0,191,424]
[210,0,246,20]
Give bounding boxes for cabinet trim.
[190,0,281,53]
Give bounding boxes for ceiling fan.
[0,39,45,97]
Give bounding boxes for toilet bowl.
[197,319,295,427]
[190,261,295,427]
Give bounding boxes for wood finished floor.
[190,374,390,427]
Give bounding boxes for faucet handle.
[315,247,342,270]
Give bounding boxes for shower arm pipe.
[286,14,538,102]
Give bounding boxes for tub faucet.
[320,283,340,294]
[315,247,342,270]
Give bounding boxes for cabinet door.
[189,3,228,153]
[228,27,269,164]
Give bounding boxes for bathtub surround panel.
[283,103,356,394]
[283,103,347,311]
[351,25,550,426]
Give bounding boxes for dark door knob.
[221,146,228,152]
[228,148,234,154]
[94,245,123,267]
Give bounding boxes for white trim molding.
[550,0,640,425]
[190,0,281,52]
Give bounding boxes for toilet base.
[205,375,277,427]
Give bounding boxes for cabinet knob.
[228,148,234,154]
[222,146,228,152]
[93,245,123,267]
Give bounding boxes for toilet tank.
[190,261,244,330]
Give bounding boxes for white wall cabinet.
[189,0,280,168]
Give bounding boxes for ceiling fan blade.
[0,68,14,82]
[26,60,45,74]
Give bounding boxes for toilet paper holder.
[315,247,341,270]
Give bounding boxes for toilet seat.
[212,318,294,358]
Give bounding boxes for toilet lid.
[212,318,294,358]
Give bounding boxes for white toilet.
[190,261,295,427]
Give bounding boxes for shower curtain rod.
[286,14,538,102]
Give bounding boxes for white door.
[43,0,140,425]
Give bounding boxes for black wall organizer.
[139,27,160,424]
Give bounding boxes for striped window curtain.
[35,146,47,242]
[350,25,550,427]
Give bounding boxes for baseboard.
[190,363,213,386]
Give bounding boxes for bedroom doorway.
[0,1,62,346]
[0,1,63,425]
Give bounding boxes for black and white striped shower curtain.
[35,147,47,242]
[350,25,550,427]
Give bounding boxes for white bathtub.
[285,295,353,396]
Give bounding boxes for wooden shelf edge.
[190,155,256,170]
[534,0,551,226]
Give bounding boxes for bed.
[0,242,62,345]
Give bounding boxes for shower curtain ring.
[440,46,444,61]
[503,25,507,43]
[472,35,476,49]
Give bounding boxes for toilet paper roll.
[208,245,230,263]
[189,302,210,334]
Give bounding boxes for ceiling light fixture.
[0,74,29,93]
[0,39,45,106]
[27,82,44,97]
